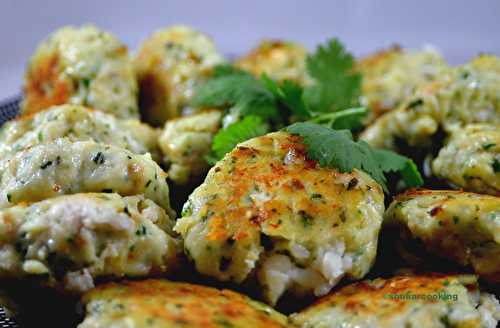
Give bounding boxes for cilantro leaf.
[213,64,251,77]
[191,73,280,123]
[309,107,368,130]
[262,74,311,120]
[286,122,387,190]
[286,122,424,191]
[304,39,361,112]
[207,115,269,164]
[372,149,424,188]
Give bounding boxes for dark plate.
[0,95,21,125]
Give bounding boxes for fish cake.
[175,131,385,305]
[235,40,309,85]
[0,193,180,293]
[0,104,160,161]
[291,273,500,328]
[384,189,500,283]
[158,110,222,185]
[0,138,173,213]
[22,25,138,119]
[432,124,500,196]
[134,25,225,125]
[357,46,447,123]
[361,55,500,150]
[78,279,288,328]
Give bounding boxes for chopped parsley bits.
[340,211,347,223]
[299,210,314,228]
[482,143,496,150]
[135,225,147,236]
[40,160,53,169]
[311,193,323,199]
[492,158,500,173]
[92,152,105,165]
[407,98,423,109]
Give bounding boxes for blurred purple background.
[0,0,499,99]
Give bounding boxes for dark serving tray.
[0,95,21,125]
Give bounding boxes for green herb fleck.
[311,193,323,199]
[40,160,53,169]
[407,98,423,109]
[92,152,105,165]
[299,210,314,227]
[135,225,147,236]
[492,158,500,173]
[482,143,496,150]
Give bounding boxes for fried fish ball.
[432,124,500,196]
[235,40,309,84]
[291,273,500,328]
[384,189,500,283]
[0,193,180,293]
[158,110,222,185]
[361,55,500,150]
[78,279,288,328]
[134,25,225,126]
[0,139,173,213]
[358,46,447,122]
[175,132,385,305]
[22,25,138,119]
[0,104,160,161]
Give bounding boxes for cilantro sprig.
[304,39,362,112]
[192,37,363,128]
[192,37,423,191]
[206,115,269,165]
[286,122,423,191]
[191,69,281,124]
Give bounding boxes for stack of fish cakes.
[0,104,181,294]
[1,25,183,296]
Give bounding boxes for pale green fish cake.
[0,193,180,293]
[357,46,448,123]
[235,40,309,85]
[134,25,225,125]
[175,131,385,305]
[432,124,500,196]
[22,25,138,119]
[158,110,222,185]
[0,138,173,214]
[361,55,500,150]
[291,273,500,328]
[79,279,288,328]
[385,189,500,283]
[0,104,160,161]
